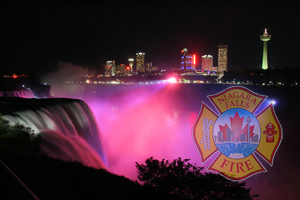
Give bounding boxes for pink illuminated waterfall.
[4,99,106,169]
[0,88,35,98]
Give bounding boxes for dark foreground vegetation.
[136,157,258,200]
[0,115,257,200]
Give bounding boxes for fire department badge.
[193,86,282,180]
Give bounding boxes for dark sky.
[1,1,299,75]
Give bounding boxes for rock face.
[1,97,106,169]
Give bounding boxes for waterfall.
[2,98,106,169]
[0,88,35,98]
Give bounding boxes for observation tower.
[260,28,271,70]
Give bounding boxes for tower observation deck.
[260,28,271,70]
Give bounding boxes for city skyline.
[1,1,299,76]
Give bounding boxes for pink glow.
[168,77,176,83]
[39,62,299,199]
[40,130,106,169]
[84,85,215,180]
[0,89,35,98]
[41,64,222,180]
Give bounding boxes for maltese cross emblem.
[193,86,282,180]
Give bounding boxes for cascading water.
[0,88,35,98]
[2,97,106,169]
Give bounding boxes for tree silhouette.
[136,157,258,200]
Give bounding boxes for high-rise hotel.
[218,44,228,72]
[201,55,213,71]
[181,48,195,70]
[136,52,145,73]
[105,60,115,76]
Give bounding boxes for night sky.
[1,1,299,76]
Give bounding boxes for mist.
[41,61,89,97]
[41,63,300,199]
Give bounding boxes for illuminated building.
[105,60,115,76]
[146,62,157,74]
[181,48,195,70]
[201,55,213,71]
[260,28,271,70]
[128,58,134,72]
[218,44,228,72]
[136,52,145,73]
[115,64,126,76]
[115,64,131,76]
[146,62,152,73]
[125,65,131,76]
